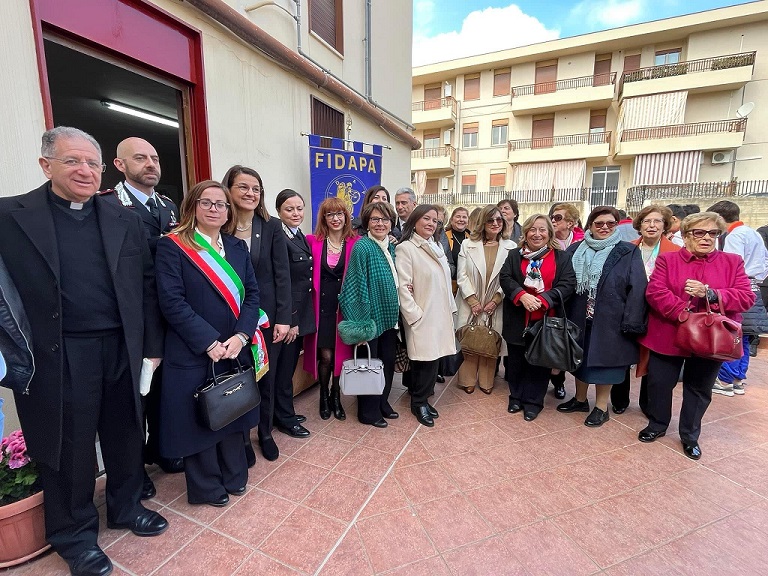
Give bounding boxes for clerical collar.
[48,187,94,214]
[123,180,155,207]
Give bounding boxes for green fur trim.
[338,319,377,345]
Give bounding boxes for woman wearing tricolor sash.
[155,180,261,507]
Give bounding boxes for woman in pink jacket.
[637,212,754,460]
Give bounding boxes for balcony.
[510,73,616,115]
[416,187,608,206]
[508,131,611,164]
[625,179,768,214]
[615,118,746,158]
[620,52,755,99]
[412,96,458,129]
[411,145,456,173]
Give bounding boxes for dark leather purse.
[674,293,743,361]
[523,288,583,372]
[194,359,261,431]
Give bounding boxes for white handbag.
[339,343,385,396]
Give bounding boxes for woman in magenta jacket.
[637,211,754,460]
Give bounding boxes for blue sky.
[413,0,756,65]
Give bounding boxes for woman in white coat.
[455,204,516,394]
[396,205,457,427]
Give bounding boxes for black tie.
[146,196,160,223]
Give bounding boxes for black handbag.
[194,359,261,431]
[523,288,583,372]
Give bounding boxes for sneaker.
[733,382,745,395]
[712,379,734,397]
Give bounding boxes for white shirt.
[196,228,225,256]
[723,224,768,281]
[670,231,684,247]
[123,180,157,211]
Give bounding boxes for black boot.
[330,378,346,420]
[319,381,331,420]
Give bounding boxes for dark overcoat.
[155,233,260,458]
[248,215,291,326]
[282,228,317,336]
[565,240,648,368]
[499,249,577,346]
[0,182,163,468]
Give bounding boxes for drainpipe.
[364,0,372,99]
[183,0,420,148]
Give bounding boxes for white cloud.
[413,4,560,67]
[569,0,647,29]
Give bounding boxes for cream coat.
[455,238,516,356]
[396,234,457,361]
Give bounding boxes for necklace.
[236,221,252,232]
[327,238,344,253]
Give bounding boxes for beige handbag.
[455,314,501,359]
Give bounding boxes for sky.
[413,0,757,66]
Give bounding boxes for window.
[655,49,681,66]
[462,123,478,148]
[493,68,510,97]
[425,178,439,195]
[623,54,641,73]
[309,0,343,54]
[490,171,506,193]
[590,166,620,206]
[464,74,480,100]
[593,54,611,86]
[535,60,557,94]
[532,114,554,149]
[423,131,440,149]
[311,97,345,147]
[491,119,508,146]
[461,173,476,195]
[589,110,607,134]
[424,85,441,110]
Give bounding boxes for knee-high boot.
[330,377,346,420]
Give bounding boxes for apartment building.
[411,2,768,221]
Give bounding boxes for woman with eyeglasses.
[455,205,515,394]
[303,198,359,421]
[224,165,291,464]
[556,206,648,427]
[609,205,680,416]
[637,212,754,460]
[155,180,260,506]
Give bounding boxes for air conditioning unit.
[440,177,450,190]
[711,150,734,165]
[443,130,453,145]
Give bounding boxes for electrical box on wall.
[440,177,449,190]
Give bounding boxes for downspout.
[184,0,419,148]
[364,0,372,99]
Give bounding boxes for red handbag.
[674,293,743,361]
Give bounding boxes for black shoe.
[320,384,331,420]
[612,405,627,415]
[67,546,113,576]
[557,397,590,413]
[436,374,445,383]
[523,411,538,421]
[427,404,439,418]
[107,509,168,536]
[638,427,666,443]
[366,418,388,428]
[330,384,346,420]
[245,439,257,468]
[157,457,184,474]
[188,493,229,507]
[296,414,307,423]
[682,442,702,460]
[553,383,566,399]
[382,403,399,419]
[227,486,247,496]
[276,423,311,438]
[259,436,279,461]
[141,470,156,500]
[584,407,609,427]
[508,397,523,413]
[411,405,434,427]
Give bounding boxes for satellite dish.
[736,102,755,118]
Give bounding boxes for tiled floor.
[8,352,768,575]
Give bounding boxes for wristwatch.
[236,333,249,346]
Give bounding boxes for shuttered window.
[593,54,611,86]
[532,115,554,149]
[490,171,506,192]
[491,119,508,146]
[425,178,439,195]
[535,61,557,94]
[423,131,440,148]
[623,54,641,73]
[462,123,478,148]
[590,110,607,133]
[309,0,343,54]
[461,173,477,194]
[464,74,480,100]
[311,97,345,147]
[493,69,510,96]
[424,85,441,110]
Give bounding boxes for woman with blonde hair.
[455,205,516,394]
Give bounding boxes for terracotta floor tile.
[464,480,543,533]
[150,469,189,505]
[379,555,451,576]
[393,460,459,504]
[434,386,473,406]
[415,426,473,460]
[358,423,416,455]
[272,430,312,457]
[442,537,530,576]
[333,445,394,484]
[476,439,552,480]
[259,506,346,574]
[423,401,485,428]
[210,487,296,548]
[509,468,593,517]
[257,458,329,502]
[670,465,763,513]
[156,529,252,575]
[603,550,684,576]
[165,492,231,525]
[321,418,375,443]
[488,414,548,442]
[245,452,287,486]
[655,527,752,576]
[414,493,493,552]
[317,528,374,576]
[5,550,70,576]
[302,472,374,522]
[708,445,768,497]
[291,432,355,470]
[394,437,433,468]
[359,476,410,519]
[437,450,505,490]
[233,551,304,575]
[355,508,436,573]
[736,499,768,533]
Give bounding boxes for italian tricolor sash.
[169,232,269,381]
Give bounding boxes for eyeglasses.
[641,218,664,226]
[45,157,106,173]
[550,214,565,222]
[486,217,504,225]
[687,229,721,239]
[324,211,345,220]
[197,199,230,211]
[233,184,261,195]
[593,221,617,229]
[369,217,390,225]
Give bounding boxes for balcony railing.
[411,145,456,162]
[509,131,611,151]
[620,119,746,142]
[512,72,616,98]
[625,179,768,214]
[417,187,615,206]
[622,51,756,86]
[412,96,458,114]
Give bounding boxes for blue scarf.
[571,230,622,295]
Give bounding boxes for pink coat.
[303,234,360,377]
[638,248,755,357]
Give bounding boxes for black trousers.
[273,334,302,428]
[184,432,247,502]
[143,366,163,464]
[645,351,722,444]
[410,359,439,407]
[610,369,648,413]
[505,344,551,414]
[38,333,145,560]
[256,324,283,440]
[357,328,397,423]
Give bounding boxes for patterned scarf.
[520,245,549,293]
[571,230,622,295]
